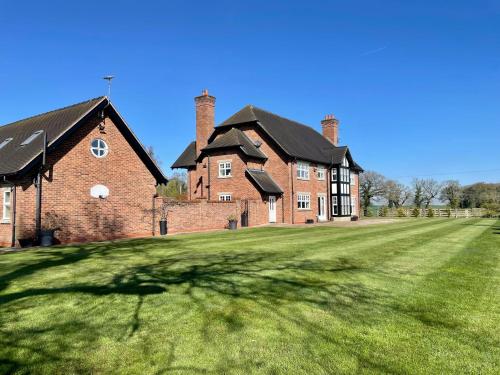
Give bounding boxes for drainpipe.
[207,156,211,201]
[35,131,47,242]
[290,160,295,224]
[152,193,157,236]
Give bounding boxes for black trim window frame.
[330,164,351,217]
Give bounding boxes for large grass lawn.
[1,219,499,374]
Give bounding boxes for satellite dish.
[90,184,110,199]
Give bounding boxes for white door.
[318,195,326,221]
[268,196,277,223]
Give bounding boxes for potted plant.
[40,212,63,247]
[227,214,238,230]
[159,204,169,235]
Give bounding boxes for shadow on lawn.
[0,237,387,373]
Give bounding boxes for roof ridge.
[0,96,106,130]
[249,105,315,131]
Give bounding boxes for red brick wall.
[160,198,240,233]
[350,172,360,216]
[290,161,330,223]
[0,115,158,246]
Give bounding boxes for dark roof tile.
[171,141,197,168]
[246,169,283,194]
[203,128,266,160]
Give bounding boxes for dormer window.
[0,138,13,150]
[20,130,43,146]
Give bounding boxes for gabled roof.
[246,169,283,194]
[0,97,167,183]
[218,105,339,165]
[202,128,267,160]
[171,141,197,168]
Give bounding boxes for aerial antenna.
[103,75,115,99]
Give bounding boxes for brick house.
[172,90,363,226]
[0,97,166,247]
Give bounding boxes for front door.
[318,195,326,221]
[268,196,276,223]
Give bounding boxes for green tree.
[157,171,187,199]
[412,179,425,208]
[439,180,462,208]
[359,171,387,216]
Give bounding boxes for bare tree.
[421,179,442,208]
[359,171,387,215]
[439,180,462,209]
[146,145,162,166]
[385,180,412,208]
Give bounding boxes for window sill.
[297,208,312,211]
[297,177,310,181]
[0,219,11,224]
[218,176,232,179]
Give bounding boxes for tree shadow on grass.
[0,239,391,374]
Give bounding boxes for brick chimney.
[321,114,339,146]
[195,89,216,154]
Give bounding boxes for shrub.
[412,207,420,217]
[427,208,434,217]
[481,202,500,218]
[397,207,406,217]
[364,208,373,217]
[380,206,389,217]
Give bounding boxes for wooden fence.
[365,207,486,218]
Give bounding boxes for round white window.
[90,139,108,158]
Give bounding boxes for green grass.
[0,219,499,374]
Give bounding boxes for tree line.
[359,171,500,216]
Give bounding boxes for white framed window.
[351,196,357,215]
[332,183,337,194]
[297,162,310,180]
[218,193,232,201]
[297,193,311,210]
[332,168,337,182]
[332,196,338,215]
[218,161,232,178]
[316,167,325,180]
[2,189,11,223]
[350,174,355,185]
[90,139,109,158]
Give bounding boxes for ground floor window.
[332,196,338,215]
[341,196,351,216]
[351,196,356,215]
[2,189,11,222]
[218,193,232,201]
[297,193,311,210]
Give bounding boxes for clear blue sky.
[1,1,499,185]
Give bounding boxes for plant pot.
[159,220,167,235]
[40,229,55,247]
[228,220,237,230]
